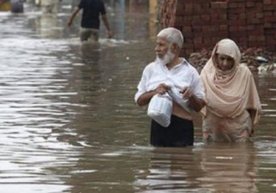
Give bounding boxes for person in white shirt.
[134,27,206,147]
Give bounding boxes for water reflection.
[80,42,101,65]
[35,14,62,38]
[199,143,257,193]
[134,143,259,193]
[134,147,202,192]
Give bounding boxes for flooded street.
[0,1,276,193]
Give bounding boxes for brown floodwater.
[0,1,275,193]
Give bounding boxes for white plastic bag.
[147,94,173,127]
[168,87,192,113]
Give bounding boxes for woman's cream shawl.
[200,39,261,125]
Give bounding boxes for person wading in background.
[67,0,113,42]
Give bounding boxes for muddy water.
[0,1,275,193]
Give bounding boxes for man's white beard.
[156,50,175,65]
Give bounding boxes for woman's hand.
[181,87,206,112]
[180,87,193,99]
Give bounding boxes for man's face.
[155,37,169,59]
[155,37,175,65]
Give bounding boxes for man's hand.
[107,30,113,39]
[67,20,73,27]
[155,83,170,95]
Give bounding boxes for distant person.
[200,38,262,143]
[67,0,113,42]
[10,0,24,13]
[134,27,205,147]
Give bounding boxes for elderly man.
[134,27,205,147]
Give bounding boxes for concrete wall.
[160,0,276,56]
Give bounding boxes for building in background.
[0,0,11,11]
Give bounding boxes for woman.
[200,39,262,142]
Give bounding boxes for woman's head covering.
[211,38,241,77]
[200,38,261,125]
[214,38,241,65]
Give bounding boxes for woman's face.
[214,54,235,71]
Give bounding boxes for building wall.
[160,0,276,56]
